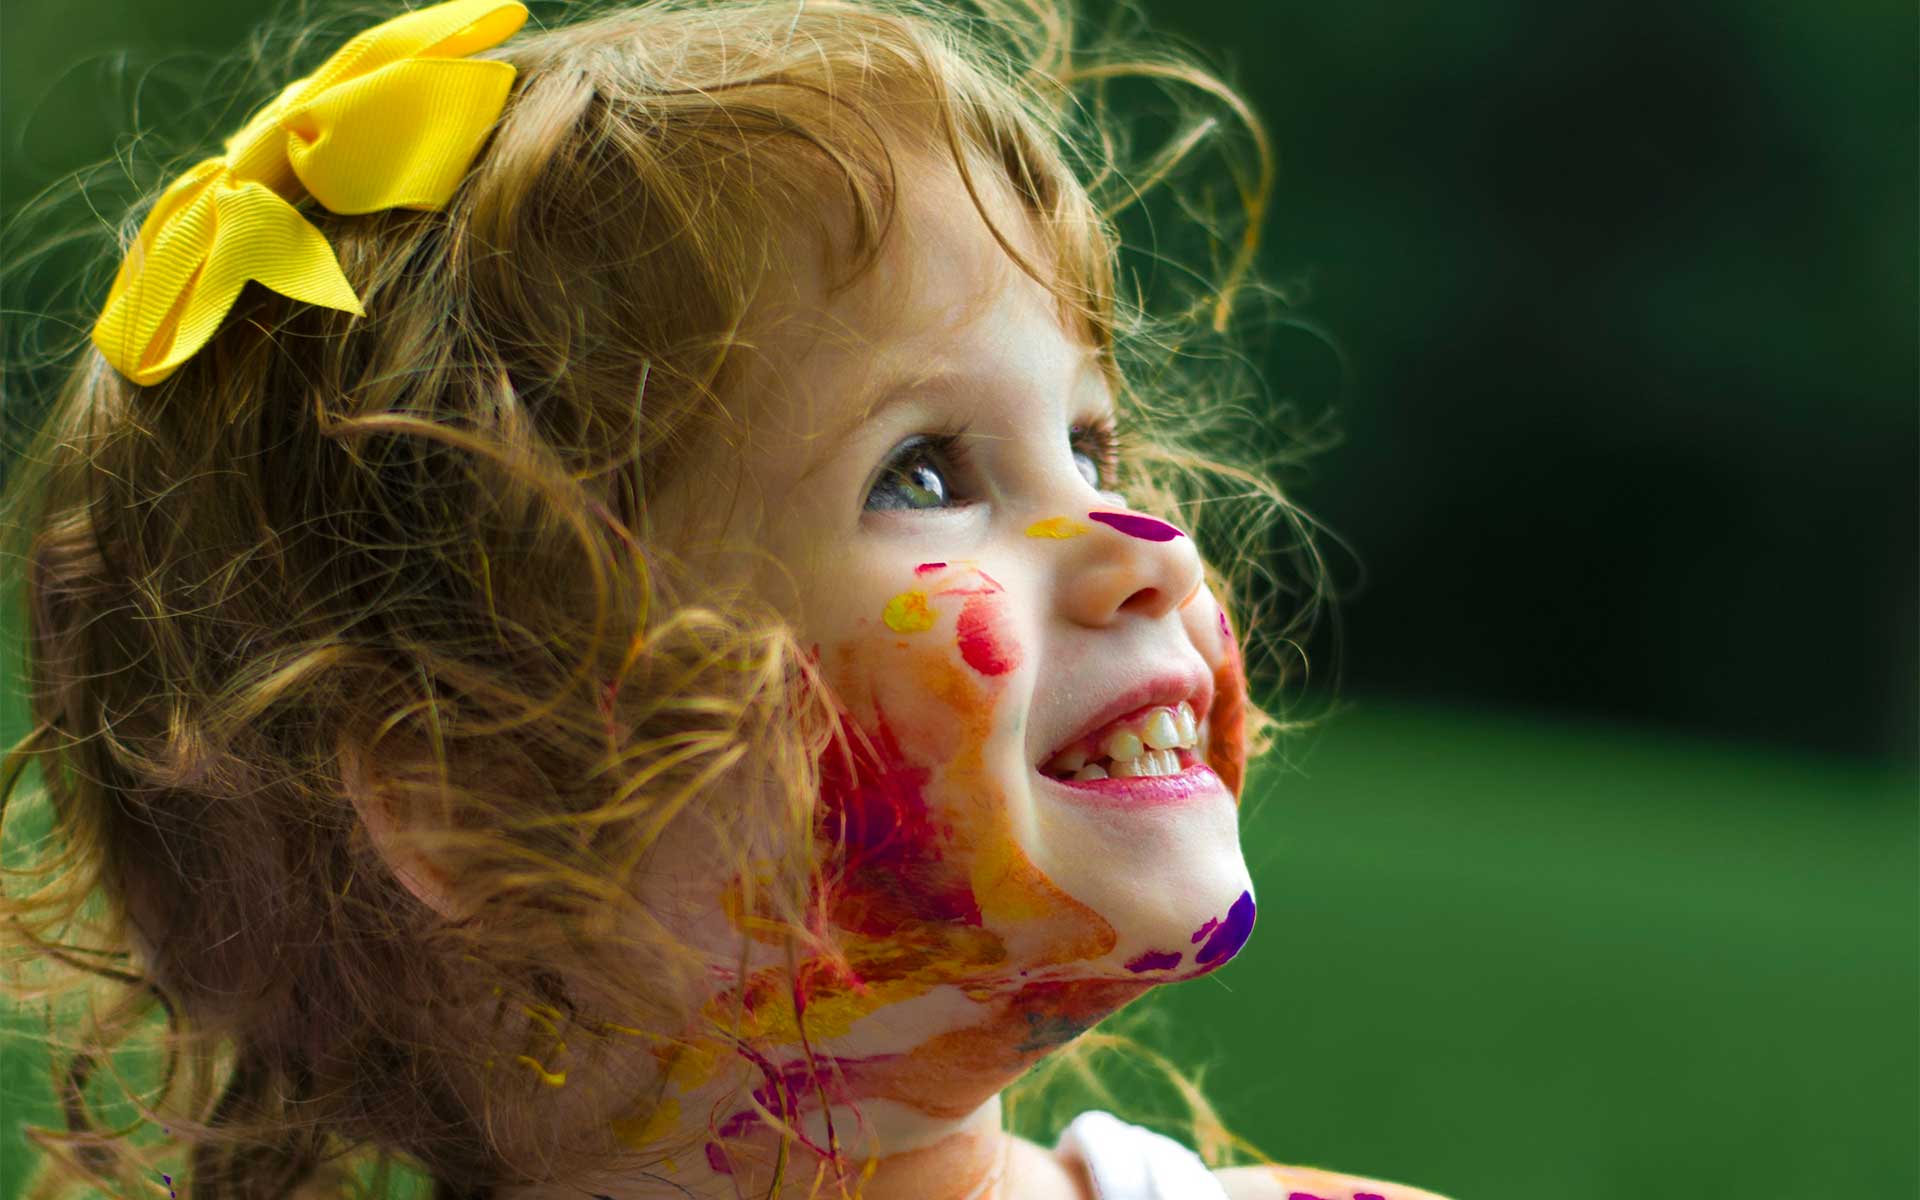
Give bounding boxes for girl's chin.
[1016,794,1257,979]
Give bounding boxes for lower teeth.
[1067,750,1184,781]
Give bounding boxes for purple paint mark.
[1190,916,1219,944]
[1218,609,1232,640]
[1194,891,1256,966]
[914,561,947,574]
[1356,1194,1388,1200]
[162,1178,175,1199]
[705,1141,731,1173]
[1286,1193,1329,1200]
[1124,949,1183,972]
[1089,510,1184,542]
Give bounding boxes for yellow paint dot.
[1025,516,1091,539]
[882,590,936,632]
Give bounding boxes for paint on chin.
[1192,890,1256,968]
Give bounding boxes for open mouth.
[1037,698,1209,782]
[1038,743,1205,779]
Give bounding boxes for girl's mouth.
[1034,746,1226,809]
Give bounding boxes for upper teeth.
[1043,701,1207,781]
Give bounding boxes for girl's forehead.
[758,152,1058,357]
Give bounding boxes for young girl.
[0,0,1454,1197]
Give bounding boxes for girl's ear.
[337,735,467,922]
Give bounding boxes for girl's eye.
[864,416,1128,513]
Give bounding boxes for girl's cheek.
[802,568,1031,932]
[862,565,1022,747]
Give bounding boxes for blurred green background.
[1,0,1913,1196]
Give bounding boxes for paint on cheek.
[1124,949,1183,973]
[1194,890,1256,967]
[1088,510,1184,541]
[816,701,982,934]
[915,561,947,574]
[1206,640,1249,800]
[882,589,936,633]
[955,594,1020,676]
[1190,917,1219,945]
[1025,516,1091,538]
[1219,608,1232,642]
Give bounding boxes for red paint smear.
[955,594,1019,676]
[1088,510,1184,542]
[1207,633,1249,800]
[933,571,1004,600]
[816,701,982,935]
[914,562,947,574]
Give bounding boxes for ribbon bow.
[90,0,529,387]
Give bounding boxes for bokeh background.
[1,0,1913,1197]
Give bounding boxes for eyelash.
[870,414,1133,511]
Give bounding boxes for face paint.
[1086,509,1185,542]
[1024,515,1092,539]
[1192,890,1256,968]
[1124,949,1184,972]
[883,589,937,633]
[1206,613,1249,799]
[602,549,1247,1191]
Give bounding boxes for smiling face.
[653,153,1254,1008]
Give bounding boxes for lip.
[1033,747,1228,809]
[1035,666,1214,768]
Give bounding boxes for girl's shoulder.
[1037,1110,1457,1200]
[1212,1162,1459,1200]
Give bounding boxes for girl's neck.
[496,974,1146,1199]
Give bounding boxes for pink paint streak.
[1089,511,1184,542]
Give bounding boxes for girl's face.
[653,157,1254,1003]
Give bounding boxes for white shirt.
[1053,1110,1231,1200]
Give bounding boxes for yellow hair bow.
[90,0,529,387]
